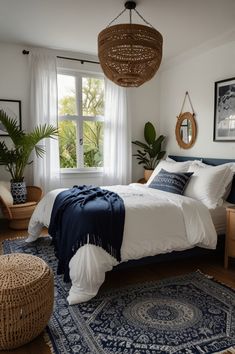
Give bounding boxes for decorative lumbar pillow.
[0,181,13,205]
[148,169,193,195]
[146,160,192,186]
[185,163,234,208]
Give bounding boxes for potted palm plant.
[0,109,58,204]
[132,121,166,181]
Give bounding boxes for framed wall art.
[214,77,235,141]
[0,99,22,136]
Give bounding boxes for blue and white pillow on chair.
[148,169,193,195]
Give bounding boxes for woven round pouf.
[0,253,54,350]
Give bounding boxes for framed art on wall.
[0,99,22,136]
[214,77,235,141]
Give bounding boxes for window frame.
[58,68,105,174]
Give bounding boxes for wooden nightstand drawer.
[227,216,235,240]
[228,239,235,257]
[225,206,235,268]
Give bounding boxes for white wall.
[129,76,161,182]
[159,40,235,159]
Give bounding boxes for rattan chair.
[0,186,42,230]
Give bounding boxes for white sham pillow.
[221,162,235,201]
[0,181,13,205]
[146,160,191,185]
[184,163,234,208]
[189,160,235,200]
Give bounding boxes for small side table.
[0,253,54,350]
[224,206,235,268]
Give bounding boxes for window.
[57,70,104,171]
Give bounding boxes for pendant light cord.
[106,3,155,29]
[107,8,127,27]
[134,9,155,28]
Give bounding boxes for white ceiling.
[0,0,235,63]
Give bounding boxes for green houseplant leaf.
[144,122,156,145]
[132,121,166,171]
[0,109,58,182]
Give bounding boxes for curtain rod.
[22,50,100,65]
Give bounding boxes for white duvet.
[27,183,217,305]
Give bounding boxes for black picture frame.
[213,77,235,141]
[0,99,22,136]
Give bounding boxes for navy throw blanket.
[48,185,125,282]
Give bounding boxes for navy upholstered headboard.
[169,155,235,204]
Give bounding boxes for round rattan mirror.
[175,112,197,149]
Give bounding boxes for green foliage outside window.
[82,77,104,116]
[59,96,76,116]
[59,120,77,168]
[58,77,104,168]
[83,121,103,167]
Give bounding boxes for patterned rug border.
[2,235,235,354]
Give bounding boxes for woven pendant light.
[98,1,163,87]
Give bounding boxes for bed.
[26,156,235,305]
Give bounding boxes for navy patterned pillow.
[148,169,193,195]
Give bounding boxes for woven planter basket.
[98,23,163,87]
[0,253,54,350]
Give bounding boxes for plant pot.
[144,169,153,181]
[11,181,27,204]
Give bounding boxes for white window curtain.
[29,49,60,193]
[103,79,131,185]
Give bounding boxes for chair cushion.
[0,182,13,205]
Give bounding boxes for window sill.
[60,168,103,176]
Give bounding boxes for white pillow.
[189,160,235,200]
[221,163,235,201]
[0,181,13,205]
[185,163,234,208]
[188,160,207,167]
[146,160,191,185]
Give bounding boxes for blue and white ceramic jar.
[11,181,27,204]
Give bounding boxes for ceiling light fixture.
[98,1,163,87]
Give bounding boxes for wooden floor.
[1,219,235,354]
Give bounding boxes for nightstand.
[224,206,235,268]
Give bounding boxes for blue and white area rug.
[2,236,235,354]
